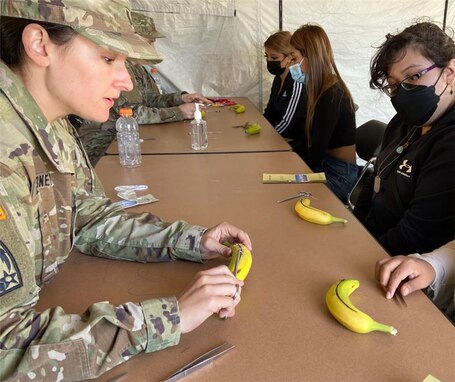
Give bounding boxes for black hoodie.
[354,105,455,256]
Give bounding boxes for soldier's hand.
[178,265,243,332]
[178,103,197,119]
[375,256,436,299]
[181,93,212,105]
[199,222,252,260]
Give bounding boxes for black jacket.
[264,73,307,147]
[354,106,455,256]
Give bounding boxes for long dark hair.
[290,24,354,143]
[0,16,75,67]
[370,21,455,89]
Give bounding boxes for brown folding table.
[37,152,455,382]
[105,97,291,155]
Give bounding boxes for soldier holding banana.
[0,1,251,381]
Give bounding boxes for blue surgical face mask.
[289,58,306,83]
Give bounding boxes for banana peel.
[244,123,261,135]
[233,122,262,135]
[230,104,246,113]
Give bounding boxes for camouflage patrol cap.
[0,0,162,61]
[131,12,165,39]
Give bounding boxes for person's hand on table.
[181,93,212,105]
[178,102,197,119]
[200,222,252,260]
[178,265,243,332]
[375,255,436,299]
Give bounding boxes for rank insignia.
[0,240,23,296]
[0,207,6,221]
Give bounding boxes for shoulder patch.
[0,240,23,296]
[0,207,6,220]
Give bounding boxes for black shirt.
[264,73,307,147]
[302,82,356,169]
[354,105,455,255]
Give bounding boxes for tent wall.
[132,0,454,126]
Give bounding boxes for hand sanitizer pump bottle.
[190,103,208,150]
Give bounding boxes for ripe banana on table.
[226,243,252,281]
[230,104,246,113]
[294,198,347,225]
[326,279,397,335]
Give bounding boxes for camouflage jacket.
[77,61,187,165]
[0,61,206,381]
[120,61,187,124]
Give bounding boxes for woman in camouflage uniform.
[0,1,251,380]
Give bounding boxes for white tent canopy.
[132,0,454,127]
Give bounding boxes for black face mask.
[391,84,440,126]
[266,60,285,75]
[391,69,445,126]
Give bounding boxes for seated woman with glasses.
[354,21,455,256]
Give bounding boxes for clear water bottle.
[149,67,163,94]
[116,107,142,168]
[190,103,208,150]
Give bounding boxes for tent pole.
[443,0,448,31]
[279,0,283,31]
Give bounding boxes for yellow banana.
[326,279,397,335]
[294,198,347,225]
[245,123,261,135]
[230,104,246,113]
[226,243,252,281]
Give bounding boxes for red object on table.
[208,98,237,106]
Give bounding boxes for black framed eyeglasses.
[381,63,438,97]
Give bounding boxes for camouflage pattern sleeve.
[129,64,188,123]
[75,205,206,264]
[74,117,116,166]
[121,61,190,124]
[126,61,185,109]
[134,104,185,124]
[67,120,207,264]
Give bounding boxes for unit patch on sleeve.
[0,240,23,296]
[0,206,6,220]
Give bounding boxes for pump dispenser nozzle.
[194,103,203,122]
